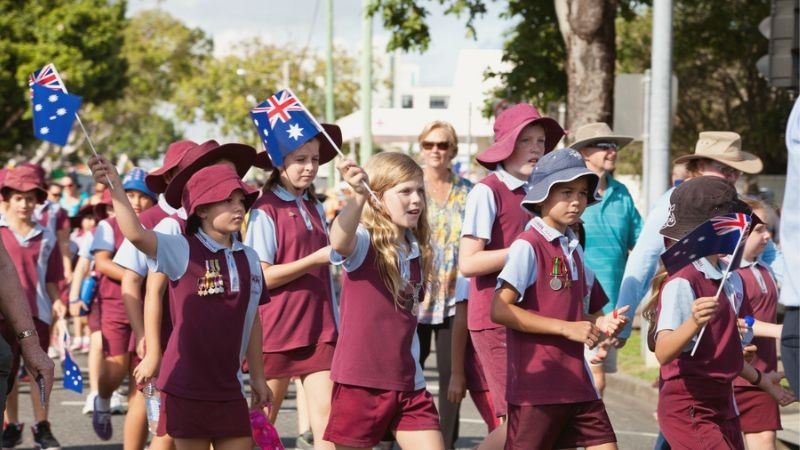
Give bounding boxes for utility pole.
[360,0,373,164]
[326,0,336,185]
[648,0,673,209]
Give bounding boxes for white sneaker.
[110,390,127,415]
[82,392,97,415]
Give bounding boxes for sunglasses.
[421,141,450,151]
[593,142,619,150]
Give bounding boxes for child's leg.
[27,378,48,421]
[585,444,617,450]
[265,377,290,423]
[434,320,460,449]
[295,376,309,433]
[4,379,20,423]
[300,370,335,450]
[174,437,212,450]
[148,434,177,450]
[590,364,606,395]
[744,431,776,450]
[211,436,253,450]
[394,430,445,450]
[475,423,506,450]
[98,353,130,399]
[123,364,148,450]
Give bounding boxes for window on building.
[429,96,449,109]
[401,95,414,109]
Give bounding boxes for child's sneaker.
[92,398,112,441]
[1,422,23,450]
[31,421,60,450]
[79,336,90,354]
[110,390,127,414]
[82,392,97,415]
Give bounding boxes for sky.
[128,0,513,86]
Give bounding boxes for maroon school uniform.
[249,190,337,378]
[656,261,748,450]
[36,200,70,236]
[734,262,781,433]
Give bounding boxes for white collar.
[400,229,421,261]
[195,228,244,253]
[273,184,310,202]
[0,217,44,241]
[494,164,528,191]
[692,257,725,280]
[158,194,187,219]
[529,216,578,244]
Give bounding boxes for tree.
[0,0,128,160]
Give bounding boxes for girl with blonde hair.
[324,152,444,450]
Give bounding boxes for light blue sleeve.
[153,217,182,235]
[454,274,470,302]
[460,184,497,243]
[496,239,537,300]
[78,235,94,260]
[90,220,115,254]
[330,226,370,272]
[656,277,696,349]
[244,209,277,264]
[145,232,189,281]
[113,239,148,276]
[617,189,672,339]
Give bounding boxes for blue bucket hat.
[521,148,600,213]
[123,167,157,203]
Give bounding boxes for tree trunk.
[555,0,617,133]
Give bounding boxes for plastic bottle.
[143,381,160,434]
[250,409,284,450]
[78,274,97,317]
[741,315,755,347]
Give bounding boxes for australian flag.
[62,350,83,394]
[249,90,320,167]
[31,83,81,146]
[28,63,66,95]
[661,213,752,275]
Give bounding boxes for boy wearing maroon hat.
[458,103,564,447]
[491,148,628,450]
[87,155,271,450]
[0,166,66,450]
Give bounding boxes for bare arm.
[246,315,272,408]
[56,228,72,283]
[654,296,718,365]
[46,282,66,320]
[260,246,331,289]
[753,319,782,339]
[121,270,145,351]
[133,270,167,385]
[330,158,369,257]
[94,250,126,282]
[458,236,509,277]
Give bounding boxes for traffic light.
[757,0,799,89]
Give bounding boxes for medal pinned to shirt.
[198,259,225,296]
[549,256,571,291]
[401,281,423,316]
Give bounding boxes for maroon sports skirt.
[156,391,250,439]
[735,386,782,433]
[262,342,335,379]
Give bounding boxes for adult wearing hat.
[571,123,641,395]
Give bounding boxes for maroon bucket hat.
[145,140,199,194]
[70,203,96,229]
[476,103,565,170]
[253,123,342,170]
[182,165,259,217]
[1,166,47,203]
[93,189,113,221]
[164,140,257,208]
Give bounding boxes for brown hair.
[418,121,459,159]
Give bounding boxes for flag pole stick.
[284,88,380,206]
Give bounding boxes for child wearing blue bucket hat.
[490,148,630,450]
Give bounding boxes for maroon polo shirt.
[734,262,779,387]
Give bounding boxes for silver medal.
[550,277,562,291]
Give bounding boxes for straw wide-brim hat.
[673,131,763,174]
[569,122,634,151]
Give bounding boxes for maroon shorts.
[101,317,132,358]
[465,336,489,392]
[262,342,335,379]
[734,387,782,433]
[658,378,744,450]
[470,327,507,416]
[156,391,250,439]
[0,319,50,389]
[323,383,441,447]
[506,400,616,449]
[88,297,102,333]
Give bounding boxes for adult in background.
[416,121,473,450]
[781,98,800,396]
[59,174,88,217]
[571,122,642,395]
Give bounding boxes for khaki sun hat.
[673,131,763,174]
[569,122,634,151]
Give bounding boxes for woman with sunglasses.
[59,174,88,217]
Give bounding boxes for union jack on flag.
[660,213,752,275]
[249,89,321,167]
[28,63,66,95]
[255,90,304,128]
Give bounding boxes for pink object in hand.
[250,409,284,450]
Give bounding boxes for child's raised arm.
[87,156,157,258]
[329,158,369,257]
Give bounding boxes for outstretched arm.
[330,158,369,257]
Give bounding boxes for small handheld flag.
[660,213,752,275]
[31,84,81,146]
[28,63,66,94]
[250,90,319,167]
[62,350,83,394]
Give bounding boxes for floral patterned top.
[418,171,474,324]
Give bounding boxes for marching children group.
[0,99,795,450]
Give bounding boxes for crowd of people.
[0,97,796,450]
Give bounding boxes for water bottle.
[78,274,97,317]
[741,315,755,347]
[250,409,284,450]
[143,381,160,434]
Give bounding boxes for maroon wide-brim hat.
[145,140,199,194]
[93,189,113,221]
[182,165,259,217]
[70,203,96,229]
[476,103,565,170]
[1,166,47,203]
[253,123,342,170]
[164,140,257,209]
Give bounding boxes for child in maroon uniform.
[644,176,795,450]
[326,152,443,449]
[0,165,66,450]
[491,148,628,450]
[735,198,784,449]
[245,125,340,448]
[458,103,563,448]
[88,156,271,450]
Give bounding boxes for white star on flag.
[253,119,259,126]
[56,108,66,116]
[287,123,304,140]
[34,104,42,112]
[40,127,49,135]
[262,128,269,136]
[48,94,58,102]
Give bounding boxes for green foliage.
[0,0,128,158]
